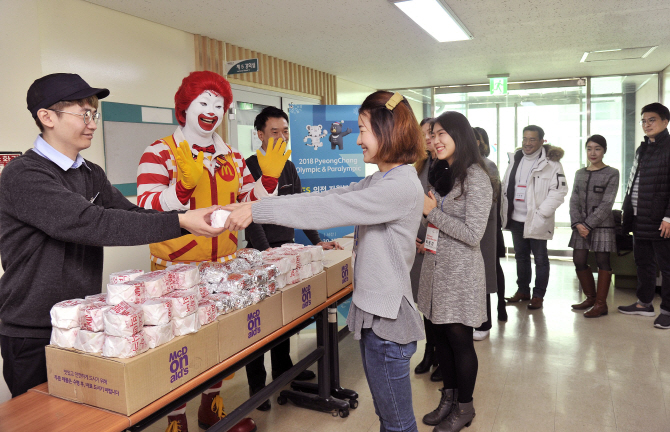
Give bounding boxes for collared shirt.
[32,135,89,171]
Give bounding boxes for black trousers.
[633,237,670,313]
[0,335,51,398]
[245,338,294,392]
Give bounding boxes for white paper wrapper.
[194,283,211,300]
[198,300,217,325]
[107,281,146,305]
[172,312,201,336]
[73,329,105,353]
[142,299,173,326]
[103,301,144,337]
[162,290,198,318]
[276,273,287,289]
[84,293,108,303]
[50,299,86,329]
[310,261,324,274]
[79,302,111,332]
[287,268,301,285]
[280,249,310,267]
[50,327,79,348]
[166,264,200,289]
[102,332,149,358]
[298,264,313,280]
[305,245,325,261]
[143,322,174,349]
[263,257,291,275]
[134,271,169,297]
[281,243,304,250]
[109,269,144,284]
[210,209,231,228]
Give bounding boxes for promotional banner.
[289,104,363,244]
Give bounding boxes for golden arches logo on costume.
[217,159,236,181]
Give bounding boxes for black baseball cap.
[27,73,110,119]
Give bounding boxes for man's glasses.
[640,117,658,126]
[522,137,539,143]
[49,109,101,125]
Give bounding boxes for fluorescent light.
[393,0,472,42]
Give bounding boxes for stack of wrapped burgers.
[49,247,289,358]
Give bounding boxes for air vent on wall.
[580,46,657,63]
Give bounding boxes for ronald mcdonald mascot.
[137,71,288,432]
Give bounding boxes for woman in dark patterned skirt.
[569,134,620,317]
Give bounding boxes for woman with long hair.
[413,118,442,379]
[223,91,426,432]
[418,112,492,432]
[569,134,619,317]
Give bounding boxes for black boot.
[249,388,271,412]
[422,388,457,425]
[430,365,443,382]
[415,344,436,374]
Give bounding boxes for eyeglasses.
[522,137,539,143]
[640,117,657,126]
[49,109,101,125]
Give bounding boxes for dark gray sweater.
[0,150,183,338]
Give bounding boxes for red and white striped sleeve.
[233,151,278,202]
[136,140,190,211]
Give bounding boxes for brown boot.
[528,297,544,309]
[506,290,531,302]
[572,267,596,310]
[166,412,188,432]
[585,270,611,318]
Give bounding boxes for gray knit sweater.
[252,164,424,320]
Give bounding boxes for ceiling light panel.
[580,46,658,63]
[392,0,472,42]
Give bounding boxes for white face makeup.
[184,91,224,138]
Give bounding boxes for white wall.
[634,77,660,146]
[0,0,196,288]
[663,65,670,106]
[336,77,376,106]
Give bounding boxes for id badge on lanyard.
[515,184,527,202]
[352,225,359,271]
[424,223,439,254]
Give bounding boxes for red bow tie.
[191,144,216,154]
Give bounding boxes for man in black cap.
[0,73,225,397]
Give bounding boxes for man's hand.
[257,137,291,178]
[660,220,670,238]
[576,223,590,239]
[178,206,225,237]
[175,141,204,189]
[423,191,437,216]
[318,241,343,250]
[221,202,254,232]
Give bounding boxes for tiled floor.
[139,258,670,431]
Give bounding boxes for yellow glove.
[175,141,204,190]
[257,137,291,178]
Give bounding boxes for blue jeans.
[359,329,418,432]
[509,220,550,298]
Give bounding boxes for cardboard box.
[343,232,355,238]
[218,292,283,362]
[46,320,219,415]
[280,271,327,325]
[323,249,353,297]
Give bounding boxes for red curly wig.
[174,71,233,127]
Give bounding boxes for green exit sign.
[490,77,508,95]
[226,58,259,75]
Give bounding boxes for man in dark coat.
[619,103,670,329]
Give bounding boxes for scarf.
[428,159,453,196]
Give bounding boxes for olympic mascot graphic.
[304,124,327,150]
[328,120,352,150]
